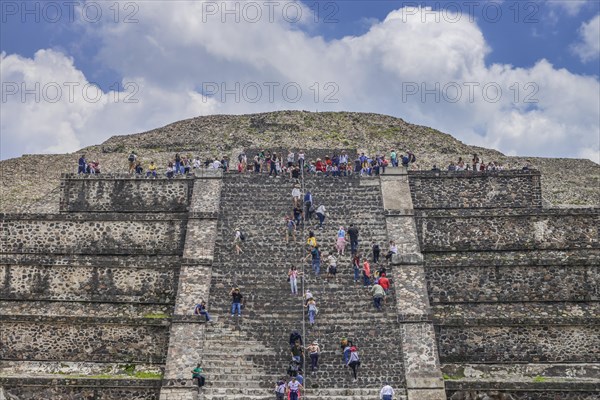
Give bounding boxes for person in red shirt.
[378,273,390,304]
[362,259,371,287]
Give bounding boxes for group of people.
[77,154,101,174]
[235,149,419,178]
[433,154,534,172]
[126,151,232,178]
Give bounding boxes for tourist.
[285,216,296,243]
[78,154,87,174]
[371,281,385,311]
[233,228,243,255]
[304,289,313,305]
[347,346,361,382]
[305,245,321,275]
[306,340,321,371]
[286,376,304,400]
[193,300,212,322]
[348,224,359,255]
[306,230,317,248]
[288,265,301,296]
[362,258,371,287]
[390,149,398,167]
[326,253,337,281]
[289,331,303,349]
[343,340,353,365]
[275,378,286,400]
[385,241,398,263]
[293,205,303,228]
[380,383,394,400]
[336,226,347,256]
[372,241,381,264]
[174,153,181,174]
[315,204,326,229]
[287,359,300,377]
[146,161,158,178]
[304,191,313,220]
[291,341,304,364]
[298,151,305,170]
[292,184,302,207]
[287,151,295,168]
[306,297,318,326]
[166,162,175,179]
[134,162,143,174]
[378,273,390,304]
[352,254,361,283]
[191,363,205,392]
[229,287,243,317]
[127,151,137,174]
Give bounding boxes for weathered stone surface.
[409,170,542,209]
[416,208,599,252]
[438,325,600,363]
[1,321,169,362]
[60,174,194,213]
[182,220,218,261]
[426,265,599,303]
[0,214,187,255]
[1,264,176,303]
[1,379,160,400]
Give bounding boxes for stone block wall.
[1,318,169,362]
[416,208,599,252]
[0,213,187,255]
[438,325,600,363]
[426,264,598,303]
[408,170,542,209]
[1,263,176,303]
[59,174,195,213]
[1,379,161,400]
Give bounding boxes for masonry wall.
[59,174,195,213]
[437,325,600,363]
[416,208,599,252]
[408,170,542,209]
[0,213,187,255]
[0,263,176,303]
[1,318,169,362]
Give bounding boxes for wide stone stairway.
[201,173,407,399]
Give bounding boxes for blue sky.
[1,1,599,161]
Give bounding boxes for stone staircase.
[200,173,407,399]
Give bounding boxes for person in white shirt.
[385,240,398,263]
[347,346,360,382]
[315,204,326,229]
[298,152,305,169]
[291,184,302,207]
[211,159,222,169]
[380,383,394,400]
[286,377,304,400]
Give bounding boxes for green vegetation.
[143,312,169,319]
[443,373,464,381]
[533,375,547,383]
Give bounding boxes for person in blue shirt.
[193,300,212,322]
[78,154,86,174]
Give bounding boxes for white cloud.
[1,1,599,163]
[0,49,218,159]
[545,0,590,16]
[572,14,600,62]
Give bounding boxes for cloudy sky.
[1,0,599,162]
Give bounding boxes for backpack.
[239,232,246,241]
[410,153,416,163]
[128,154,135,162]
